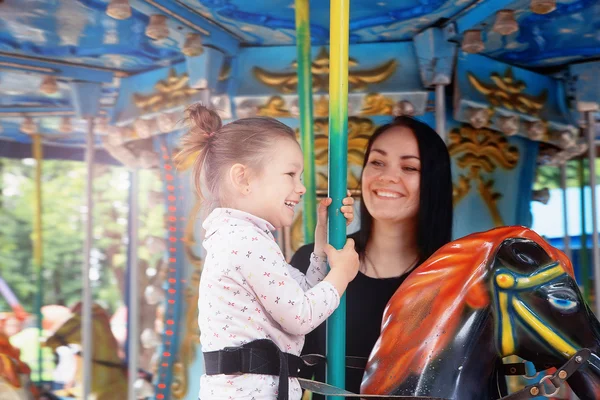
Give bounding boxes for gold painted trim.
[449,125,519,226]
[512,298,577,357]
[498,291,515,356]
[143,0,210,36]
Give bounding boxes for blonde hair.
[175,103,296,209]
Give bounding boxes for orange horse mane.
[361,226,573,394]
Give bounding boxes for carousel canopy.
[0,0,598,163]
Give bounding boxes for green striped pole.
[327,0,349,397]
[295,0,317,243]
[32,134,44,383]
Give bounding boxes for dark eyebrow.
[371,148,420,161]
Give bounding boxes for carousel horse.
[44,303,127,400]
[361,226,600,400]
[0,331,37,400]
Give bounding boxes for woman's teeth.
[375,190,401,198]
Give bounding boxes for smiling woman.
[291,115,454,396]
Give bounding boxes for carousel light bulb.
[493,10,519,36]
[107,127,126,146]
[157,113,177,133]
[106,0,131,20]
[467,107,490,129]
[40,76,58,95]
[527,120,546,141]
[140,328,161,349]
[558,130,576,149]
[462,30,484,54]
[182,33,204,57]
[146,14,169,40]
[392,100,415,117]
[134,378,155,398]
[497,115,519,136]
[59,117,73,134]
[20,117,37,135]
[530,0,556,14]
[134,118,154,139]
[144,285,165,306]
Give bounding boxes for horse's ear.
[70,302,83,314]
[465,281,488,309]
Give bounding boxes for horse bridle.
[493,261,578,359]
[49,323,126,371]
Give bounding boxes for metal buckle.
[538,374,560,397]
[220,346,242,375]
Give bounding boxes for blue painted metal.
[450,0,518,36]
[454,52,575,136]
[413,27,457,87]
[236,42,423,96]
[153,134,187,400]
[131,0,240,56]
[475,0,599,67]
[112,61,207,125]
[569,61,600,112]
[515,139,539,227]
[180,0,473,44]
[70,82,103,118]
[185,47,226,90]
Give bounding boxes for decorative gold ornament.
[133,68,199,113]
[360,93,395,116]
[449,125,519,226]
[313,96,329,117]
[257,96,292,117]
[253,47,397,93]
[468,68,547,116]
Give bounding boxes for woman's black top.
[289,234,409,397]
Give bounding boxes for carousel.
[0,0,599,399]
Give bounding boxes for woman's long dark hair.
[355,116,453,266]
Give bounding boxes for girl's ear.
[228,163,251,195]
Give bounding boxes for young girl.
[176,104,360,400]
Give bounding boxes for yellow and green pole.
[327,0,350,396]
[295,0,317,243]
[32,133,44,383]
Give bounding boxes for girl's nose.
[297,182,307,195]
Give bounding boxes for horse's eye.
[548,294,579,314]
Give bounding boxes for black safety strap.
[296,349,592,399]
[203,339,302,400]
